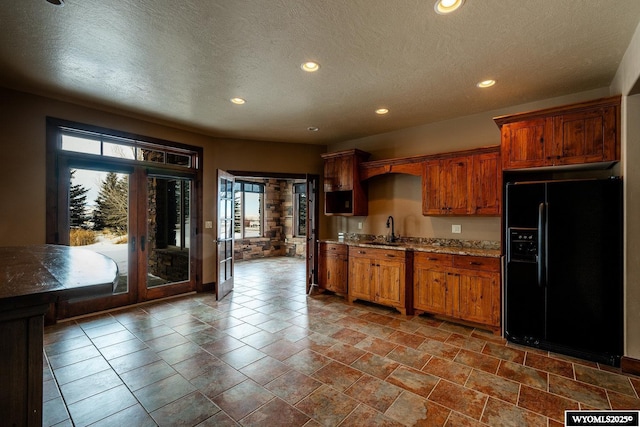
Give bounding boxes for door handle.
[537,202,546,287]
[131,237,136,252]
[141,235,146,252]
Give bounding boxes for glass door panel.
[69,167,130,294]
[145,176,191,289]
[217,170,235,300]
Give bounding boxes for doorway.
[216,170,319,300]
[46,118,202,319]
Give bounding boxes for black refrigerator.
[504,177,623,366]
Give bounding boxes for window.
[234,181,264,239]
[294,182,307,237]
[60,129,196,168]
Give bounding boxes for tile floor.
[43,257,640,426]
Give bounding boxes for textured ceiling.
[1,1,639,144]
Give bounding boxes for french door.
[55,162,197,318]
[306,175,319,292]
[216,170,235,300]
[215,171,319,300]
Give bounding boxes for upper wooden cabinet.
[495,96,620,170]
[422,147,501,216]
[322,146,501,217]
[472,150,502,215]
[322,149,370,216]
[423,156,472,215]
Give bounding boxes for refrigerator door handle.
[537,202,546,287]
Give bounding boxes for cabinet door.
[324,156,353,192]
[323,157,337,192]
[551,107,616,165]
[348,255,373,301]
[414,265,448,315]
[445,157,471,215]
[472,151,501,215]
[320,253,348,294]
[329,255,348,293]
[422,160,443,215]
[318,248,329,289]
[423,157,471,215]
[454,270,500,327]
[413,253,453,314]
[376,257,404,307]
[501,118,551,169]
[336,156,354,190]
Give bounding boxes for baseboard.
[621,356,640,376]
[199,282,215,292]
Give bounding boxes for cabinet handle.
[469,261,482,266]
[427,257,438,261]
[357,251,366,254]
[385,254,395,258]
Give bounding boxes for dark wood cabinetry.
[423,156,471,215]
[422,147,501,216]
[322,146,501,217]
[413,252,500,330]
[322,149,370,216]
[471,150,502,215]
[318,242,348,294]
[495,96,620,170]
[348,247,413,315]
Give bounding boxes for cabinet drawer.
[414,252,453,268]
[321,243,347,256]
[348,246,405,260]
[453,255,500,272]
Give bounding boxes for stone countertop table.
[0,244,119,303]
[0,244,118,427]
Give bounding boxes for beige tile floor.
[42,257,640,426]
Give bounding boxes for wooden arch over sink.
[358,146,500,181]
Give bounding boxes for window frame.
[234,180,265,239]
[293,182,307,237]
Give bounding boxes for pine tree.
[93,172,128,233]
[69,169,90,228]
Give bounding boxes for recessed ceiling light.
[375,108,389,115]
[301,61,320,72]
[434,0,465,15]
[307,126,319,132]
[45,0,64,5]
[230,97,246,104]
[476,79,496,88]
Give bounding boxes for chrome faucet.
[386,215,397,242]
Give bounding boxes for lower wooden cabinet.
[413,252,500,330]
[348,247,413,315]
[318,242,348,294]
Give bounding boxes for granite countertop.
[321,238,501,258]
[0,244,119,303]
